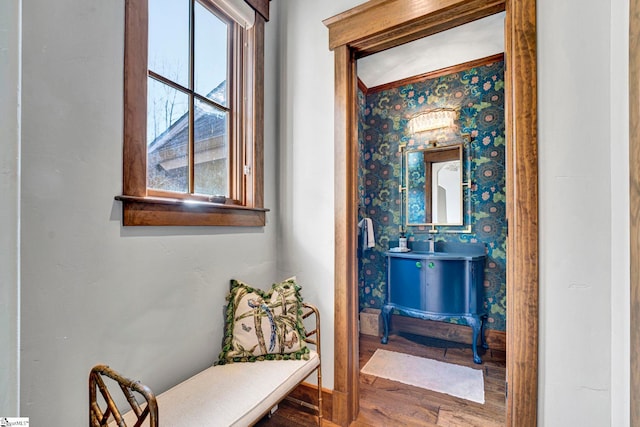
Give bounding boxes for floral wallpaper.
[358,58,506,332]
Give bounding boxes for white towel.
[358,218,375,249]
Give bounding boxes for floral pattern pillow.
[217,278,309,364]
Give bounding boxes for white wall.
[17,0,280,423]
[609,1,630,424]
[275,0,364,391]
[538,0,626,425]
[0,0,21,417]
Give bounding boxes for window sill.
[115,195,268,226]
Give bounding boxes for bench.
[89,303,322,426]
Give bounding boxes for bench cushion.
[116,350,319,426]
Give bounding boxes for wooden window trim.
[119,0,267,226]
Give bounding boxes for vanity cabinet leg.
[468,315,482,364]
[481,314,489,349]
[381,305,392,344]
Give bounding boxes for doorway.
[324,1,538,426]
[355,11,507,352]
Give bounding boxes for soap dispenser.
[399,231,408,251]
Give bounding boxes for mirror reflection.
[406,144,463,226]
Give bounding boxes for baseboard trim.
[289,382,334,422]
[371,314,507,352]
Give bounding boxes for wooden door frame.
[630,0,639,423]
[324,0,538,425]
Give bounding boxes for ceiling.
[356,12,506,88]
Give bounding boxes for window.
[117,0,269,226]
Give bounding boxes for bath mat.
[360,349,485,404]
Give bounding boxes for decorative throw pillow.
[217,278,309,364]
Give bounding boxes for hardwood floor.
[257,332,506,426]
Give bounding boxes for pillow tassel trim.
[218,279,310,364]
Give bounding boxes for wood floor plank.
[359,374,443,414]
[437,407,504,427]
[258,332,506,426]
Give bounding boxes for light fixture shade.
[408,108,457,134]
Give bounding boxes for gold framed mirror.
[405,143,464,226]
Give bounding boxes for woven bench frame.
[89,303,322,426]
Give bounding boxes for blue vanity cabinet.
[382,251,488,363]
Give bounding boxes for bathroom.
[356,13,507,353]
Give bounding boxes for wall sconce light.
[408,108,458,134]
